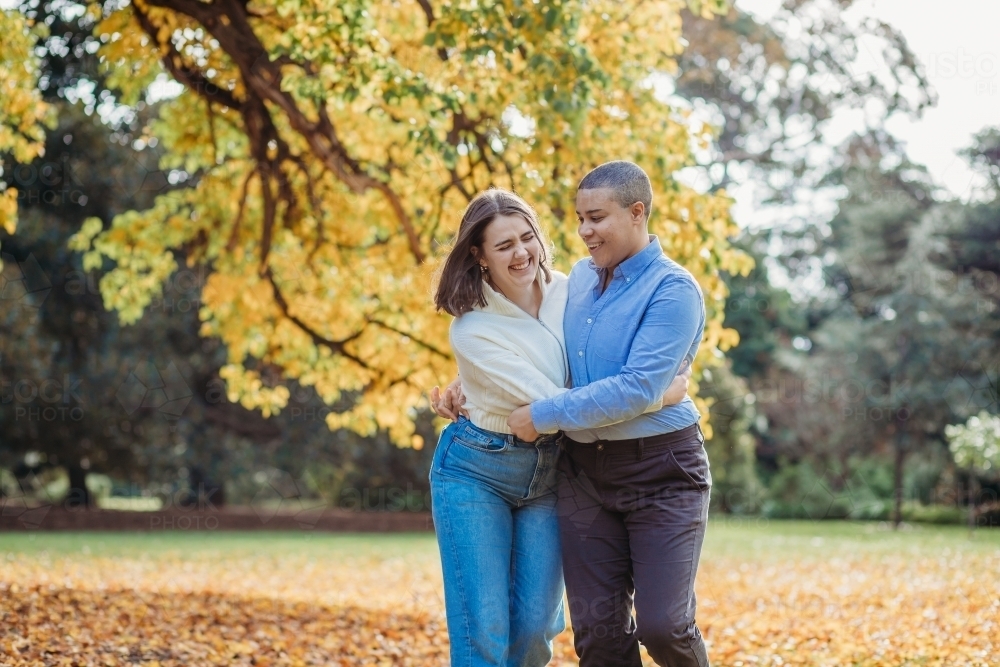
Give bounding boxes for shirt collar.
[588,234,662,283]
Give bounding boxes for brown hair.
[434,189,552,317]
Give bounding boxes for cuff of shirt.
[531,398,560,435]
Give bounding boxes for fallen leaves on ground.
[1,537,998,666]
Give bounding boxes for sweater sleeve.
[451,326,569,405]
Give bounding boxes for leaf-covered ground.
[1,522,998,666]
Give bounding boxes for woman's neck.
[490,277,542,319]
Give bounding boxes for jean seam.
[434,427,455,473]
[521,447,544,505]
[508,535,516,655]
[685,492,709,667]
[436,480,473,666]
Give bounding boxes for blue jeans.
[430,417,566,666]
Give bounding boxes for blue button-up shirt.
[531,235,705,441]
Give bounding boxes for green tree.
[778,132,998,525]
[946,411,1000,529]
[674,0,932,196]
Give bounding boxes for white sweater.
[449,271,571,434]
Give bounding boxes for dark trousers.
[556,424,711,667]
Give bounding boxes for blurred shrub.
[701,363,765,514]
[900,502,965,525]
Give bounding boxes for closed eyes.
[496,232,535,250]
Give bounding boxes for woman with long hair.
[429,188,687,666]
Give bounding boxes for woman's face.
[474,214,542,295]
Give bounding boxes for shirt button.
[587,318,593,324]
[625,277,631,283]
[597,444,604,451]
[578,350,583,357]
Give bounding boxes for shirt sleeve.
[530,276,703,433]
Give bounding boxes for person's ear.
[630,201,646,223]
[470,246,487,269]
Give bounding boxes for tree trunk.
[968,475,979,533]
[65,464,91,510]
[892,439,905,529]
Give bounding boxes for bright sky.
[737,0,1000,203]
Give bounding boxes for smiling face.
[576,187,649,272]
[473,213,542,296]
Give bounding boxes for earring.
[480,264,488,274]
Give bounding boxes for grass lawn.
[5,517,998,558]
[2,519,998,666]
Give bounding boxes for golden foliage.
[1,530,997,666]
[11,0,752,443]
[0,9,56,237]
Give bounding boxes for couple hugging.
[429,160,711,667]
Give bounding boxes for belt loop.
[637,436,644,462]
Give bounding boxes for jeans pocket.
[668,445,711,491]
[452,435,509,453]
[450,419,510,453]
[437,421,516,483]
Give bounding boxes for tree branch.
[227,168,255,251]
[143,0,427,264]
[264,267,371,369]
[416,0,435,26]
[366,317,450,359]
[132,2,243,111]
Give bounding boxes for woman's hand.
[662,361,693,406]
[430,377,468,422]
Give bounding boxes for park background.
[1,0,999,664]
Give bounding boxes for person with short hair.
[506,160,711,667]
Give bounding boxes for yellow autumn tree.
[13,0,749,444]
[0,9,55,239]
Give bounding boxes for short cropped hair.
[578,161,653,220]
